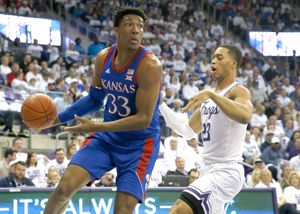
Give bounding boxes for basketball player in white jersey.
[160,44,254,214]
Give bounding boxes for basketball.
[21,93,57,130]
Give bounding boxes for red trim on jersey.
[133,51,152,84]
[136,137,154,182]
[99,47,113,77]
[112,46,143,73]
[81,132,96,148]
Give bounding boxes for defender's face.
[115,14,144,49]
[211,47,235,79]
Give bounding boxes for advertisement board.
[0,188,278,214]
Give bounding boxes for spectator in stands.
[248,168,262,187]
[65,43,80,67]
[46,166,60,188]
[46,43,60,65]
[0,148,17,179]
[250,79,268,103]
[25,64,43,84]
[47,148,69,177]
[0,55,11,82]
[26,39,43,59]
[167,157,188,176]
[66,143,77,161]
[74,38,86,55]
[11,137,27,162]
[187,168,199,184]
[0,161,34,187]
[89,13,102,27]
[87,36,106,57]
[25,152,46,187]
[286,130,300,159]
[262,136,285,165]
[18,0,33,16]
[255,168,285,207]
[243,130,261,163]
[6,62,20,87]
[289,138,300,172]
[250,101,268,129]
[182,77,199,104]
[20,53,32,75]
[283,171,300,209]
[279,163,293,189]
[96,171,116,187]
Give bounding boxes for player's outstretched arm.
[183,85,253,124]
[51,49,110,126]
[159,102,201,140]
[63,54,162,132]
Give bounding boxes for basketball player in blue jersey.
[43,7,162,214]
[160,45,254,214]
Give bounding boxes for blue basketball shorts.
[69,133,160,203]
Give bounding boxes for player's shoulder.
[140,52,162,70]
[232,83,250,94]
[96,47,112,60]
[229,83,251,99]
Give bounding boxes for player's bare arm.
[159,102,200,140]
[183,85,253,124]
[63,54,162,132]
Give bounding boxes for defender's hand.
[182,90,212,112]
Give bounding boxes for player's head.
[113,7,147,49]
[211,44,242,80]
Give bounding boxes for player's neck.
[114,46,140,69]
[215,78,235,93]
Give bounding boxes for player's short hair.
[113,7,147,27]
[218,44,242,69]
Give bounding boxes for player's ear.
[232,60,237,69]
[114,27,118,36]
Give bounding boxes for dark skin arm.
[62,53,162,132]
[183,84,254,124]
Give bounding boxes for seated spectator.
[65,43,80,67]
[74,38,86,55]
[262,136,286,165]
[26,39,43,60]
[0,55,11,81]
[255,168,285,206]
[279,163,293,190]
[96,171,115,187]
[289,138,300,172]
[46,166,61,188]
[0,148,17,179]
[25,152,47,187]
[0,160,34,187]
[283,171,300,210]
[166,157,188,176]
[243,131,261,163]
[66,143,77,161]
[188,168,199,184]
[87,37,106,57]
[47,148,69,177]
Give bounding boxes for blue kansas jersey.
[94,44,160,142]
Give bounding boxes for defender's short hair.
[113,7,147,27]
[218,44,242,69]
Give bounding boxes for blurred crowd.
[0,0,300,211]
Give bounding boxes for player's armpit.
[134,54,162,127]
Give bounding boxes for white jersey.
[200,81,247,165]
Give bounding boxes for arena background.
[0,0,300,213]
